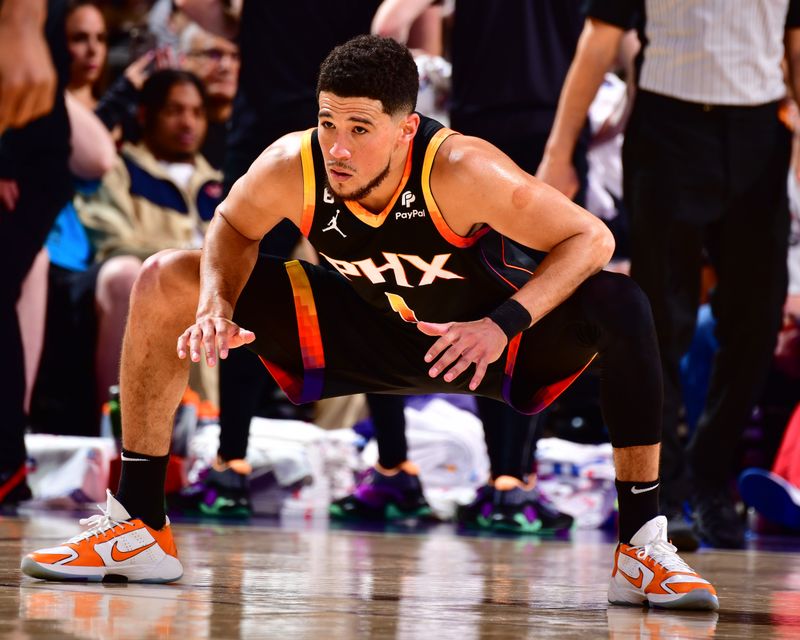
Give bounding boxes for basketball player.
[22,36,717,611]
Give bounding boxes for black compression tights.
[509,270,663,449]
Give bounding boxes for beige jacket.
[78,142,223,261]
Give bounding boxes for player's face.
[317,92,405,202]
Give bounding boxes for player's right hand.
[176,316,255,367]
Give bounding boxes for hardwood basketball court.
[4,512,800,638]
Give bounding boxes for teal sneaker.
[458,476,574,535]
[173,459,252,519]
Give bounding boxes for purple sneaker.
[458,476,573,534]
[171,459,252,519]
[329,463,433,521]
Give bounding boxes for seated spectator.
[180,22,240,168]
[80,69,220,261]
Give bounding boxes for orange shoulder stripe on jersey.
[344,138,415,228]
[299,128,316,237]
[421,128,490,248]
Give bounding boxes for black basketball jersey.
[298,115,539,326]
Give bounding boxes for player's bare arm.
[436,134,614,320]
[177,132,306,366]
[419,134,614,389]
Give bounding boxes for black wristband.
[487,298,532,340]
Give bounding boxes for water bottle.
[108,385,122,442]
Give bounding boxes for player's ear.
[398,112,420,143]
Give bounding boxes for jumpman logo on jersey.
[323,210,347,238]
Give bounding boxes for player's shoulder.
[249,131,306,178]
[433,133,507,183]
[227,130,307,222]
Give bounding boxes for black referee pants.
[623,90,791,500]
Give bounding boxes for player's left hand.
[418,318,507,391]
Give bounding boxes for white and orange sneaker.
[608,515,719,610]
[21,490,183,584]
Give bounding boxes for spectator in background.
[538,0,800,548]
[180,22,240,168]
[80,70,220,262]
[64,0,107,109]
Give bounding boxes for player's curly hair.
[316,35,418,116]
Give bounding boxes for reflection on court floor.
[4,516,800,639]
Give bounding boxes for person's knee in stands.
[94,255,143,406]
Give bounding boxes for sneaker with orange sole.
[608,515,719,610]
[21,489,182,583]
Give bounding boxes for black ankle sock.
[616,479,660,544]
[115,449,169,530]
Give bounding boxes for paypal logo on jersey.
[396,190,426,220]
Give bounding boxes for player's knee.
[133,249,198,307]
[584,271,654,337]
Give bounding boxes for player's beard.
[326,158,392,202]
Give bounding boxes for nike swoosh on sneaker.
[631,483,660,494]
[619,567,644,589]
[110,540,158,563]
